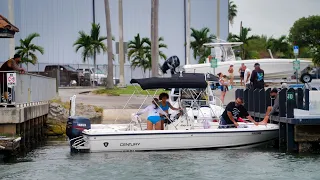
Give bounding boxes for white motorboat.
[66,73,279,152]
[183,42,312,82]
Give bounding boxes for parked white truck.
[76,68,118,86]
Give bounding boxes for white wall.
[0,0,229,83]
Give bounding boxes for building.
[0,0,229,84]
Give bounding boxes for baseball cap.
[271,88,278,94]
[254,63,260,67]
[14,54,21,59]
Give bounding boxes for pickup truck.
[76,68,106,86]
[31,65,84,86]
[76,67,119,86]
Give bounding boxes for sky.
[230,0,320,38]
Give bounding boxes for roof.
[0,14,19,38]
[130,73,208,90]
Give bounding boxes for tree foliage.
[15,33,44,70]
[289,15,320,65]
[229,1,237,25]
[228,27,258,59]
[190,27,216,63]
[128,33,167,74]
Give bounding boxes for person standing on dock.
[228,64,234,86]
[250,63,264,90]
[244,66,251,89]
[0,54,25,103]
[239,63,246,86]
[219,97,258,128]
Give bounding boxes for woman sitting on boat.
[159,92,182,130]
[135,98,167,130]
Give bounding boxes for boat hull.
[80,125,279,152]
[183,59,311,79]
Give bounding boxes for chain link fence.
[0,62,152,86]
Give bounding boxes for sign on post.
[293,60,300,70]
[287,91,294,101]
[293,46,299,56]
[211,58,218,68]
[7,73,16,87]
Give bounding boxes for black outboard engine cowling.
[66,116,91,140]
[161,55,180,75]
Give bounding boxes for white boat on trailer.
[67,73,279,152]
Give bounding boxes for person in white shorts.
[243,66,251,89]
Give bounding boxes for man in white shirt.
[243,66,251,89]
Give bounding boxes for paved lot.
[58,87,237,109]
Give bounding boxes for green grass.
[92,85,168,96]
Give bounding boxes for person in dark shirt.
[250,63,265,89]
[219,97,258,128]
[260,88,279,125]
[0,54,25,102]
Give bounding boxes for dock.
[0,71,56,156]
[235,86,320,153]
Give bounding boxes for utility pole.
[92,0,96,23]
[8,0,15,57]
[185,0,191,65]
[118,0,125,87]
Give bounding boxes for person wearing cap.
[250,63,265,89]
[0,54,25,103]
[260,88,279,125]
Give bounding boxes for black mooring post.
[253,89,260,113]
[286,123,297,152]
[248,89,254,111]
[259,89,266,113]
[244,89,249,110]
[279,122,287,150]
[265,88,271,107]
[279,88,287,117]
[296,88,304,109]
[305,89,309,110]
[286,88,296,118]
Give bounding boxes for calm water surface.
[0,141,319,180]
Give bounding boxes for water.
[1,141,319,180]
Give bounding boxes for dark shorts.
[220,86,228,92]
[240,72,245,78]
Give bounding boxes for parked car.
[76,67,119,86]
[31,65,84,86]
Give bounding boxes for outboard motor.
[161,55,180,75]
[66,116,91,152]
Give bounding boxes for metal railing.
[0,71,57,106]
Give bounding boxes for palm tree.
[190,27,216,63]
[118,0,125,87]
[229,1,237,26]
[268,35,291,57]
[15,33,44,71]
[104,0,114,89]
[151,0,159,77]
[74,23,107,87]
[228,27,258,59]
[128,33,167,76]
